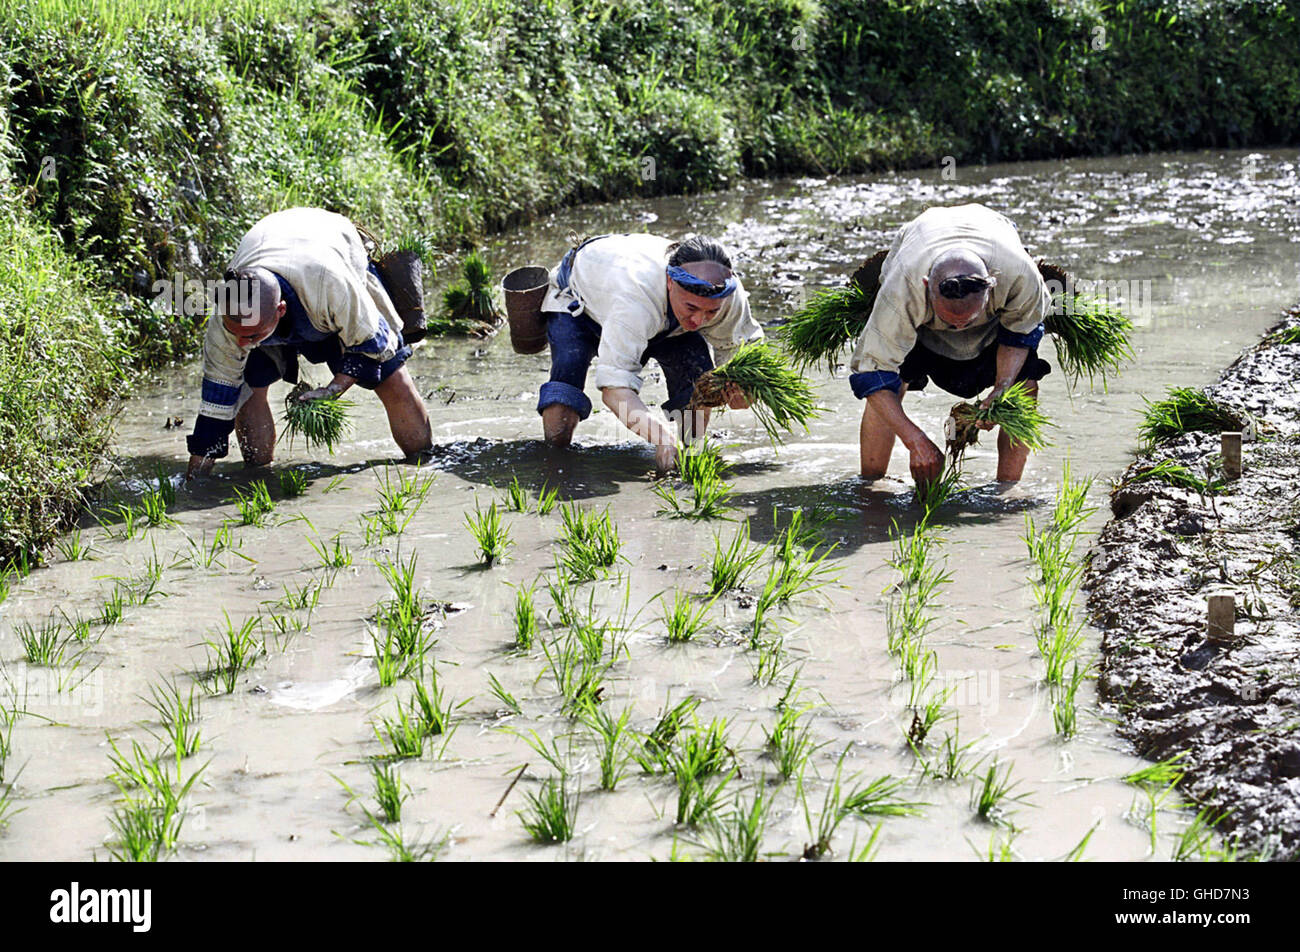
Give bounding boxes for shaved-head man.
[185,208,432,478]
[848,203,1053,486]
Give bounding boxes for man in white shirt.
[848,204,1052,485]
[184,208,431,478]
[537,233,764,471]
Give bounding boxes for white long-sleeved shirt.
[849,204,1050,375]
[540,234,764,392]
[197,207,402,421]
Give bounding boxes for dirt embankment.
[1085,304,1300,860]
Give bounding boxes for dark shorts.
[245,333,411,391]
[536,311,713,420]
[899,339,1050,399]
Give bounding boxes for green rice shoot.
[957,382,1053,451]
[283,383,353,453]
[1138,387,1247,447]
[779,282,876,370]
[1044,293,1134,388]
[695,342,820,444]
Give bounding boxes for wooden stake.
[489,763,528,818]
[1207,593,1236,644]
[1221,431,1243,479]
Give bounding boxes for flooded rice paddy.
[2,149,1298,861]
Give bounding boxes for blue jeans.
[537,311,713,420]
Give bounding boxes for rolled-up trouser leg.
[537,311,600,420]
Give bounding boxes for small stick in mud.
[1221,431,1243,479]
[489,763,528,818]
[1206,593,1236,645]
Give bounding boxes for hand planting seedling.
[283,382,353,453]
[945,382,1053,461]
[689,342,820,444]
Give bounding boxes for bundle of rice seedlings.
[442,251,500,333]
[779,250,887,370]
[1044,292,1134,387]
[1138,387,1247,446]
[689,342,820,444]
[947,382,1053,458]
[283,382,353,453]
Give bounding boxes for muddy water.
[2,149,1298,861]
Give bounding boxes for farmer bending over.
[849,203,1052,485]
[537,233,763,471]
[185,207,432,478]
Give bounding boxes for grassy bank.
[0,0,1298,564]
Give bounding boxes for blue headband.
[667,265,738,299]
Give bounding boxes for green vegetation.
[284,385,353,453]
[1138,387,1247,446]
[1045,293,1134,387]
[693,342,820,444]
[780,283,875,371]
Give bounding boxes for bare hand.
[293,386,336,404]
[976,385,1007,431]
[185,454,214,481]
[655,442,679,474]
[906,436,945,485]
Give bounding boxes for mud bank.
[1086,303,1300,860]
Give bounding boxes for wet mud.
[1086,303,1300,860]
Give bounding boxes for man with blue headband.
[536,233,763,471]
[848,204,1052,486]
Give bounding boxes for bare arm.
[976,344,1030,427]
[601,386,679,471]
[865,388,944,483]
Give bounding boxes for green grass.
[1120,459,1227,495]
[370,761,408,824]
[512,583,539,650]
[104,738,205,862]
[54,529,94,562]
[557,504,621,579]
[634,696,700,773]
[1139,387,1246,446]
[201,612,264,695]
[764,701,821,779]
[518,776,578,844]
[693,342,820,444]
[465,501,512,566]
[708,523,764,595]
[700,783,772,862]
[580,703,635,791]
[308,533,353,571]
[1045,293,1134,388]
[283,384,353,453]
[279,468,309,498]
[971,761,1032,827]
[142,681,202,766]
[16,620,68,666]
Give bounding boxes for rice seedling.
[779,280,876,371]
[764,702,822,779]
[55,529,93,562]
[465,501,512,566]
[279,468,308,498]
[376,466,434,520]
[371,627,414,688]
[535,484,560,516]
[278,579,322,614]
[799,758,853,860]
[1064,822,1100,862]
[512,582,538,650]
[307,533,353,572]
[974,829,1021,862]
[110,503,142,541]
[914,461,964,514]
[409,677,458,742]
[634,696,701,774]
[179,524,250,570]
[1119,459,1226,495]
[232,481,275,527]
[1173,807,1233,862]
[949,382,1054,457]
[142,681,201,766]
[749,564,785,647]
[672,718,735,785]
[690,341,821,444]
[105,739,205,863]
[1044,292,1134,387]
[442,251,501,330]
[1051,662,1088,739]
[518,775,578,844]
[487,673,522,716]
[502,475,529,513]
[1139,387,1247,446]
[652,479,734,521]
[971,761,1032,827]
[750,634,791,687]
[97,586,126,626]
[0,704,18,783]
[661,590,714,644]
[674,768,736,828]
[372,700,426,761]
[921,721,986,782]
[139,487,176,528]
[16,620,67,666]
[1037,611,1086,686]
[1264,323,1300,346]
[846,825,884,862]
[370,761,409,823]
[708,523,764,595]
[907,683,955,750]
[0,775,18,831]
[1123,751,1188,789]
[841,775,928,817]
[539,632,610,714]
[283,382,353,452]
[365,819,448,862]
[768,537,836,605]
[202,612,265,695]
[580,703,634,791]
[557,504,621,578]
[700,783,773,862]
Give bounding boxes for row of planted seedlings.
[454,447,959,860]
[1022,464,1096,741]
